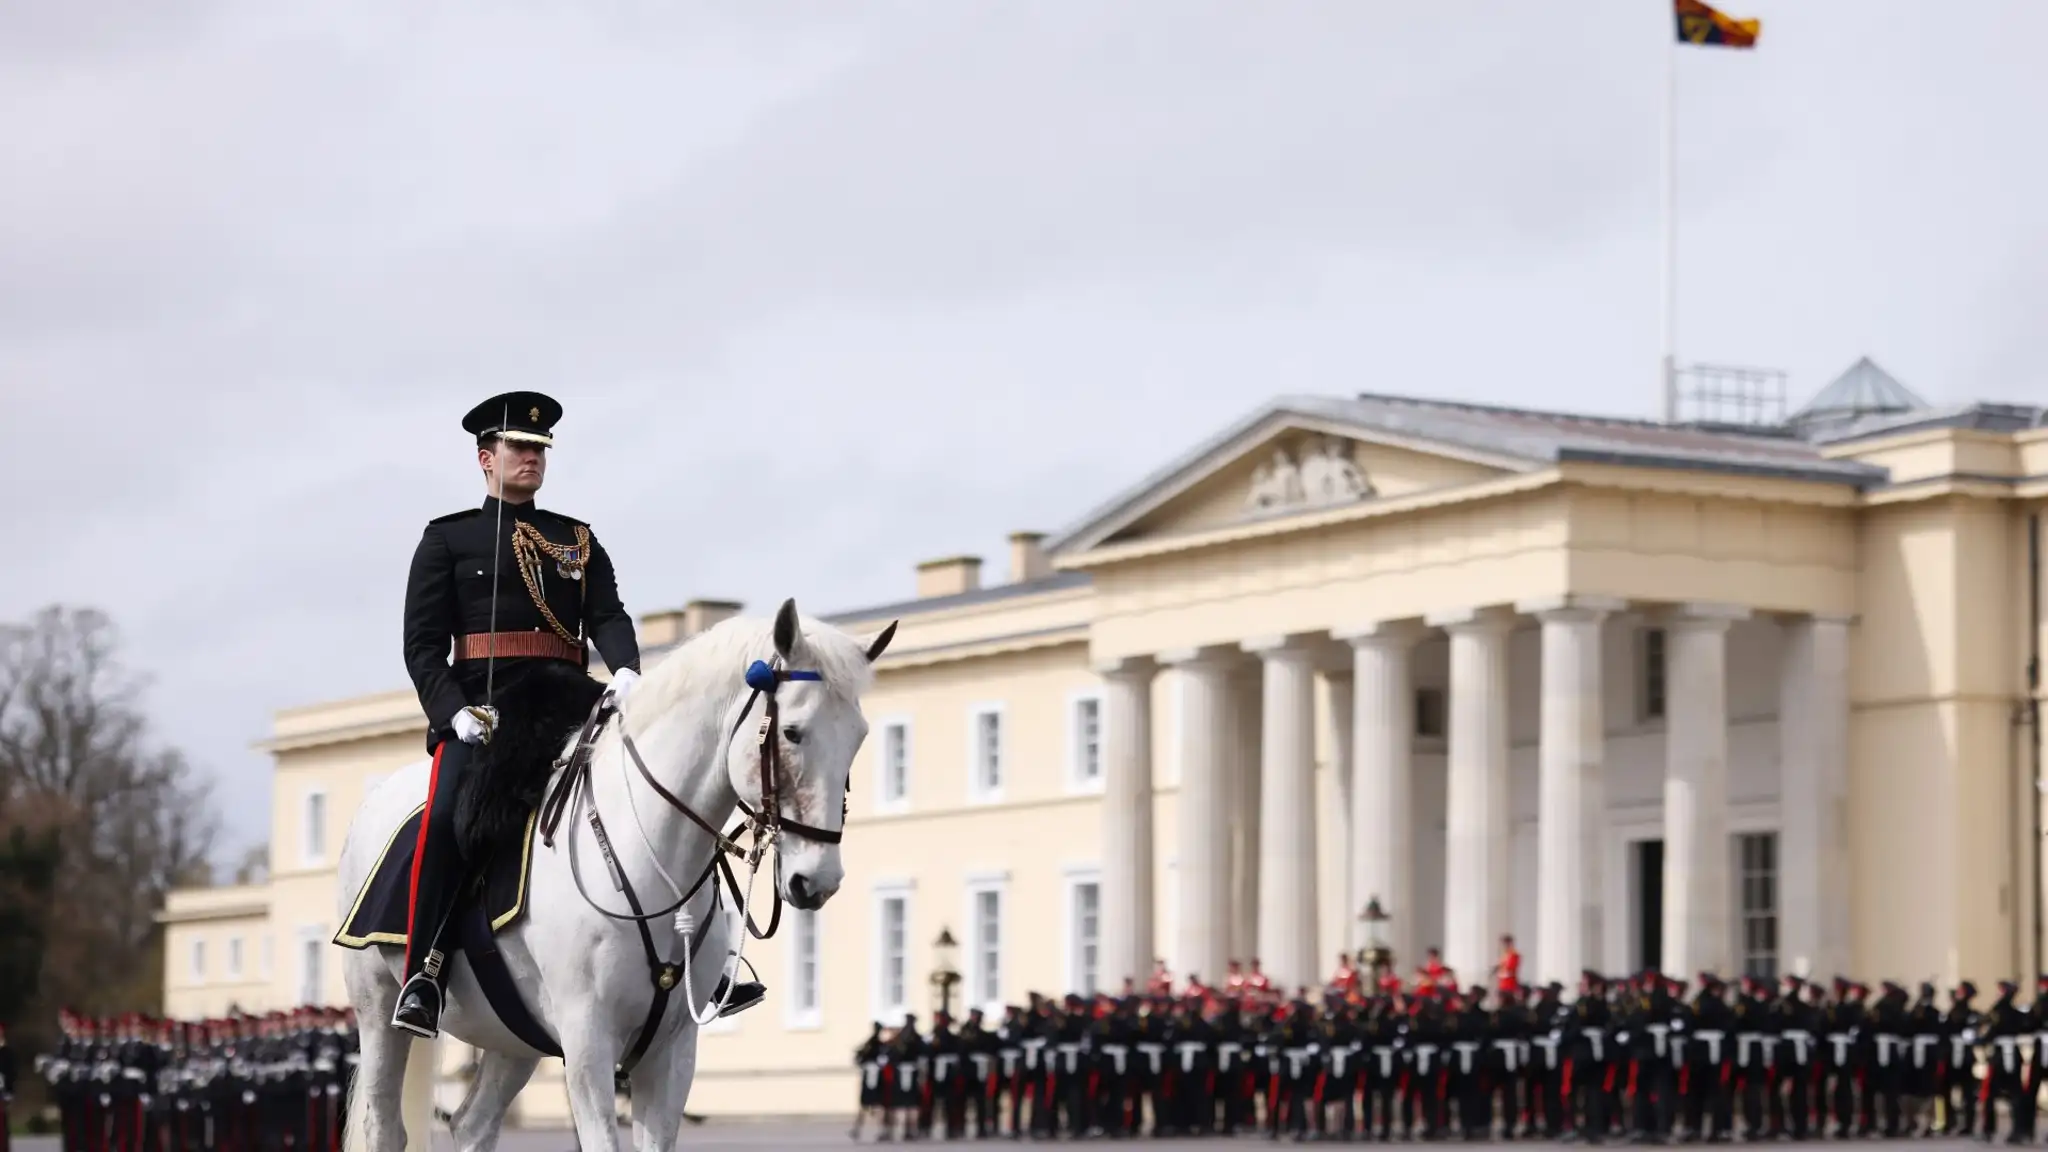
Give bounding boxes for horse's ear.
[864,620,899,663]
[773,598,801,661]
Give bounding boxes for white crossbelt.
[1452,1041,1482,1075]
[861,1063,880,1090]
[971,1053,994,1080]
[1055,1043,1083,1074]
[933,1054,959,1081]
[1994,1036,2022,1074]
[1736,1034,1766,1067]
[1176,1042,1206,1073]
[1494,1039,1521,1072]
[1827,1032,1853,1066]
[1374,1045,1397,1079]
[1100,1044,1128,1075]
[1413,1043,1439,1073]
[1137,1043,1165,1075]
[1217,1042,1242,1072]
[1949,1034,1974,1069]
[1647,1022,1671,1059]
[1000,1049,1020,1078]
[1910,1036,1938,1069]
[1283,1047,1315,1078]
[896,1064,916,1092]
[1781,1029,1812,1064]
[1694,1029,1726,1065]
[1021,1038,1046,1071]
[1582,1028,1606,1064]
[1532,1033,1562,1070]
[1874,1035,1905,1068]
[1330,1046,1352,1078]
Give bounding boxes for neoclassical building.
[159,360,2048,1120]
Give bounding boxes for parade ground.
[7,1131,2019,1151]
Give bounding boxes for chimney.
[639,599,744,647]
[916,555,983,598]
[1007,531,1051,583]
[681,599,743,636]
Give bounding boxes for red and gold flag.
[1675,0,1760,48]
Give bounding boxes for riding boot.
[393,738,474,1038]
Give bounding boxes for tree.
[0,605,220,1090]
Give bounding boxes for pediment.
[1052,402,1539,554]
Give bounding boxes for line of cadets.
[28,1007,360,1152]
[852,946,2048,1143]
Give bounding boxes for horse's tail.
[341,1036,439,1152]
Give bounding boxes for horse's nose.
[789,873,821,910]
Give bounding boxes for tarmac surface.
[8,1127,2017,1151]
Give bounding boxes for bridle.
[532,652,844,1059]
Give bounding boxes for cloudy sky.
[3,0,2043,862]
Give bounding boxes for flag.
[1675,0,1760,48]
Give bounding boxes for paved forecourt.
[10,1127,2012,1151]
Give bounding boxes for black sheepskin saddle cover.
[332,662,605,951]
[454,661,607,865]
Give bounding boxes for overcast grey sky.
[3,0,2043,862]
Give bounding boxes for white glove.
[453,705,498,745]
[607,667,641,702]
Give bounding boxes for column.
[1244,635,1319,991]
[1164,648,1234,984]
[1227,665,1263,966]
[1519,595,1622,989]
[1338,621,1422,963]
[1428,605,1514,982]
[1662,602,1748,977]
[1325,670,1356,942]
[1778,613,1850,980]
[1098,656,1157,988]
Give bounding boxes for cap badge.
[529,406,541,422]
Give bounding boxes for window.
[968,881,1005,1011]
[1737,832,1778,979]
[785,909,822,1029]
[228,937,244,980]
[1066,871,1102,996]
[298,927,327,1005]
[1642,628,1668,721]
[190,939,207,983]
[303,790,328,863]
[872,882,913,1024]
[876,720,910,810]
[1414,688,1447,739]
[969,705,1004,799]
[1069,693,1103,789]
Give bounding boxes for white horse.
[336,599,895,1151]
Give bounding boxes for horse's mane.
[618,611,879,741]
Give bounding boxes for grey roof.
[819,570,1093,626]
[1044,390,1888,554]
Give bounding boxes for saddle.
[334,664,610,1059]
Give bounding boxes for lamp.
[1359,896,1393,976]
[930,927,962,1017]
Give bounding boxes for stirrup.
[391,971,444,1039]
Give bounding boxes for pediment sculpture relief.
[1245,435,1374,513]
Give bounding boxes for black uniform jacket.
[403,494,639,745]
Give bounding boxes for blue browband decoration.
[745,659,824,694]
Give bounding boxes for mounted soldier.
[390,390,764,1038]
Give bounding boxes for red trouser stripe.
[405,740,449,972]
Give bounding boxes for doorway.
[1634,839,1664,973]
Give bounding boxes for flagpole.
[1659,16,1679,424]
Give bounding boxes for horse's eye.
[782,725,803,745]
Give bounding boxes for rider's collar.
[481,494,537,514]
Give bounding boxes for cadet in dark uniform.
[391,391,761,1036]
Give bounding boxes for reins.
[532,653,841,1054]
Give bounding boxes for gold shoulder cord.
[512,521,592,648]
